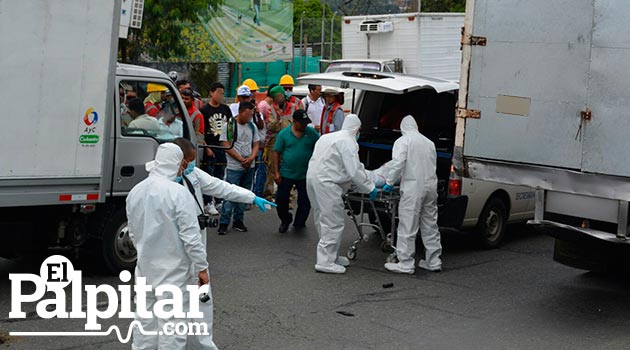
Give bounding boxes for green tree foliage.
[326,0,464,15]
[294,0,342,59]
[327,0,400,15]
[123,0,222,62]
[420,0,465,12]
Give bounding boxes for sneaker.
[384,262,415,274]
[314,264,346,274]
[233,221,248,232]
[335,256,350,267]
[217,224,228,235]
[205,203,219,216]
[418,260,442,272]
[278,222,290,233]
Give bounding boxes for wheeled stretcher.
[343,188,401,261]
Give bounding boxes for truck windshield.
[325,62,381,73]
[119,81,190,143]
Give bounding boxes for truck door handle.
[121,166,135,177]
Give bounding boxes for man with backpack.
[218,102,260,235]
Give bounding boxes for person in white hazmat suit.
[173,138,275,350]
[382,115,442,274]
[126,143,209,350]
[306,114,377,274]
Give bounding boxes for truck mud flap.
[438,195,468,228]
[536,223,630,272]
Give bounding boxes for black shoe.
[233,221,248,232]
[217,224,228,235]
[279,222,290,233]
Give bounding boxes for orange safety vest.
[289,95,304,110]
[320,102,342,134]
[145,102,160,118]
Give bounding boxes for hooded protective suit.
[306,114,375,273]
[127,143,208,350]
[179,167,254,350]
[385,115,442,272]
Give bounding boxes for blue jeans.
[220,168,255,225]
[203,149,226,205]
[253,150,267,197]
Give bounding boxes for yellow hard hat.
[279,74,295,86]
[147,83,167,93]
[242,78,259,91]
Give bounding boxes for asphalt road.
[1,209,629,349]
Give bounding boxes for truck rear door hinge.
[462,35,487,46]
[457,107,481,119]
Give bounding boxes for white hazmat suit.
[384,116,442,274]
[179,167,254,350]
[306,114,375,274]
[127,143,208,349]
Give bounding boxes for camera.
[200,293,211,303]
[197,214,211,229]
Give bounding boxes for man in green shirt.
[273,109,320,233]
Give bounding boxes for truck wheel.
[477,197,508,249]
[102,207,136,274]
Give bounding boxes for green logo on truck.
[79,134,99,144]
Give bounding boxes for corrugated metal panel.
[463,0,594,170]
[581,0,630,177]
[418,14,464,81]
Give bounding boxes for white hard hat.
[237,85,252,97]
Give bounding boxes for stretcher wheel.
[210,218,219,228]
[347,248,357,260]
[347,211,352,217]
[381,241,394,253]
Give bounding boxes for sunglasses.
[283,87,293,91]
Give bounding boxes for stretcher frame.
[343,188,400,260]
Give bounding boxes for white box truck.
[0,0,202,273]
[455,0,630,271]
[337,12,465,81]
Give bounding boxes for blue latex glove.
[382,184,394,193]
[253,196,277,212]
[369,187,378,202]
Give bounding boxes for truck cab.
[0,63,199,273]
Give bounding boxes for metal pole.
[321,5,325,58]
[299,11,304,74]
[329,11,337,59]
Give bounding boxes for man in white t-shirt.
[217,101,260,235]
[301,84,324,133]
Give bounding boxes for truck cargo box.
[0,0,119,205]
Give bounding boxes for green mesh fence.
[228,56,321,96]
